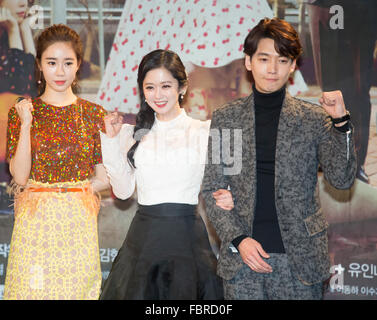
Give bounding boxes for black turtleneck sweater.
[251,85,286,253]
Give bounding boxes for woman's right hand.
[15,98,33,127]
[104,112,123,138]
[213,189,234,211]
[20,13,35,30]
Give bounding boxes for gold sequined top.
[6,97,107,183]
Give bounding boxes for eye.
[65,62,74,66]
[47,61,56,66]
[144,86,154,90]
[162,84,172,89]
[279,59,289,64]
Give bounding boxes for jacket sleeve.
[318,115,357,190]
[201,109,249,246]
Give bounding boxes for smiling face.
[245,37,296,94]
[39,41,80,94]
[1,0,28,23]
[143,67,186,121]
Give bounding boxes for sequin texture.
[6,97,106,183]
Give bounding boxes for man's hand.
[238,237,272,273]
[319,90,348,126]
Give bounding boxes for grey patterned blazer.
[201,91,357,284]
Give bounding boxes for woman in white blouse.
[100,49,233,300]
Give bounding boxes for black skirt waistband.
[137,203,196,217]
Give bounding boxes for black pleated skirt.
[99,203,224,300]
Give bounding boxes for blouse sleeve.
[6,106,21,161]
[100,124,136,200]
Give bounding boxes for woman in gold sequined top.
[3,24,109,300]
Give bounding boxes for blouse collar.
[153,108,187,129]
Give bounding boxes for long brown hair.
[35,24,83,96]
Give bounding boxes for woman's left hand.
[213,189,234,211]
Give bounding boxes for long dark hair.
[127,49,188,168]
[35,24,83,96]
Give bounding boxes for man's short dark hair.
[244,18,303,64]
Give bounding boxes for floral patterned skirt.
[3,180,101,300]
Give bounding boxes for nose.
[267,60,278,74]
[56,63,65,76]
[154,87,162,99]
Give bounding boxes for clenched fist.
[104,112,123,138]
[319,90,347,120]
[15,98,33,127]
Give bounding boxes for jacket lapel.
[275,93,302,196]
[241,93,255,161]
[239,93,257,225]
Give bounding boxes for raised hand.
[104,111,123,138]
[213,189,234,211]
[20,11,37,29]
[0,7,18,31]
[319,90,347,120]
[15,98,33,127]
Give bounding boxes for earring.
[37,71,42,84]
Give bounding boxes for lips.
[54,81,66,86]
[16,12,25,18]
[154,101,167,108]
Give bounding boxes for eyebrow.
[256,52,288,59]
[144,80,173,85]
[44,57,75,61]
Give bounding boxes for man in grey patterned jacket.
[202,18,357,300]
